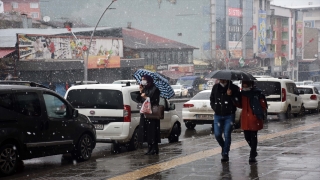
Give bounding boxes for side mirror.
[170,103,176,110]
[73,109,79,118]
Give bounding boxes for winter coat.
[239,89,267,131]
[210,82,241,116]
[136,85,161,144]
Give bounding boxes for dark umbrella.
[205,70,256,81]
[133,69,175,99]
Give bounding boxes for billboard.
[296,21,303,56]
[17,34,123,68]
[258,10,267,53]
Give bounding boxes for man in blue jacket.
[210,79,241,162]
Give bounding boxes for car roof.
[256,77,294,82]
[68,84,139,91]
[297,85,315,88]
[0,80,49,88]
[0,85,50,91]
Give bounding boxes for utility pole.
[226,0,229,70]
[210,0,216,70]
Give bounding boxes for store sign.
[157,64,168,71]
[144,65,156,72]
[228,8,242,17]
[17,34,123,69]
[258,10,267,53]
[168,64,194,73]
[229,25,242,33]
[274,57,282,66]
[296,21,303,56]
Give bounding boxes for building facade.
[2,0,41,20]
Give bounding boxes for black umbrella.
[206,70,256,81]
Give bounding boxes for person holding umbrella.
[238,81,267,162]
[136,75,161,155]
[210,79,241,162]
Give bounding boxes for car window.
[314,87,319,94]
[286,83,294,94]
[255,81,281,95]
[297,88,313,94]
[0,93,14,111]
[191,92,211,100]
[66,89,123,109]
[15,92,41,117]
[43,94,67,119]
[130,91,140,103]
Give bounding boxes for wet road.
[3,103,320,179]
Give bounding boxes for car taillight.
[310,95,317,100]
[183,104,194,108]
[124,105,131,122]
[282,88,286,102]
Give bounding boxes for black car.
[0,80,49,89]
[0,85,96,176]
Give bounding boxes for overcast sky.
[271,0,320,7]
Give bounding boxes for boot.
[150,143,159,155]
[144,143,152,155]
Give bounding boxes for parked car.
[0,85,96,176]
[295,81,313,86]
[182,90,241,130]
[112,80,138,86]
[255,77,305,119]
[176,76,207,97]
[171,85,188,97]
[295,81,304,86]
[73,81,100,86]
[0,80,49,89]
[297,85,320,113]
[65,84,181,152]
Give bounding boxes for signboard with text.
[228,8,243,17]
[258,10,267,53]
[296,21,303,56]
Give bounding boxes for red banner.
[228,8,243,17]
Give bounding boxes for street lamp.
[83,0,117,82]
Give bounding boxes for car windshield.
[191,91,211,100]
[66,89,123,109]
[171,85,181,89]
[297,88,313,94]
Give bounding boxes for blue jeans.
[213,114,235,156]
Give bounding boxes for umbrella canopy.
[133,69,175,99]
[206,70,256,81]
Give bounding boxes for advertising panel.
[17,34,123,68]
[296,21,303,56]
[258,10,267,53]
[228,8,243,17]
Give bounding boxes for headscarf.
[142,75,154,88]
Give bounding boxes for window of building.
[12,2,18,8]
[282,18,288,26]
[30,3,39,8]
[271,44,276,52]
[273,31,276,39]
[282,32,288,40]
[30,12,39,18]
[281,45,286,52]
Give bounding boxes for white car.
[255,77,305,118]
[65,84,181,151]
[182,90,241,129]
[297,85,320,113]
[112,80,138,85]
[171,85,188,97]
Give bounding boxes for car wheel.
[168,123,181,143]
[74,134,93,161]
[285,106,291,119]
[0,144,18,176]
[185,121,196,130]
[313,104,320,113]
[295,105,305,117]
[127,129,139,151]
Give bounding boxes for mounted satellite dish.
[43,16,50,22]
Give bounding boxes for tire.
[127,129,139,151]
[0,144,18,176]
[168,123,181,143]
[74,134,93,161]
[185,122,196,130]
[313,104,320,113]
[295,105,305,117]
[285,106,291,119]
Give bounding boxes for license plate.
[196,115,213,119]
[94,124,104,130]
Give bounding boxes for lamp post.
[226,25,256,69]
[83,0,117,82]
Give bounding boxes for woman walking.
[239,81,267,162]
[136,75,161,155]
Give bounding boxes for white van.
[65,84,181,151]
[255,78,305,118]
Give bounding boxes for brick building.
[1,0,41,20]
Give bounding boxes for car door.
[41,92,75,154]
[12,91,45,157]
[314,87,320,102]
[159,98,171,130]
[291,83,301,112]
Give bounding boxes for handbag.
[144,105,164,120]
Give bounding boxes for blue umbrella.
[133,69,175,99]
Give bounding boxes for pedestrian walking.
[65,82,69,91]
[238,81,267,162]
[210,79,241,162]
[48,82,56,91]
[136,75,161,155]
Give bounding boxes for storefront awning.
[0,49,15,58]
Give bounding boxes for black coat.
[136,85,161,144]
[210,82,241,116]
